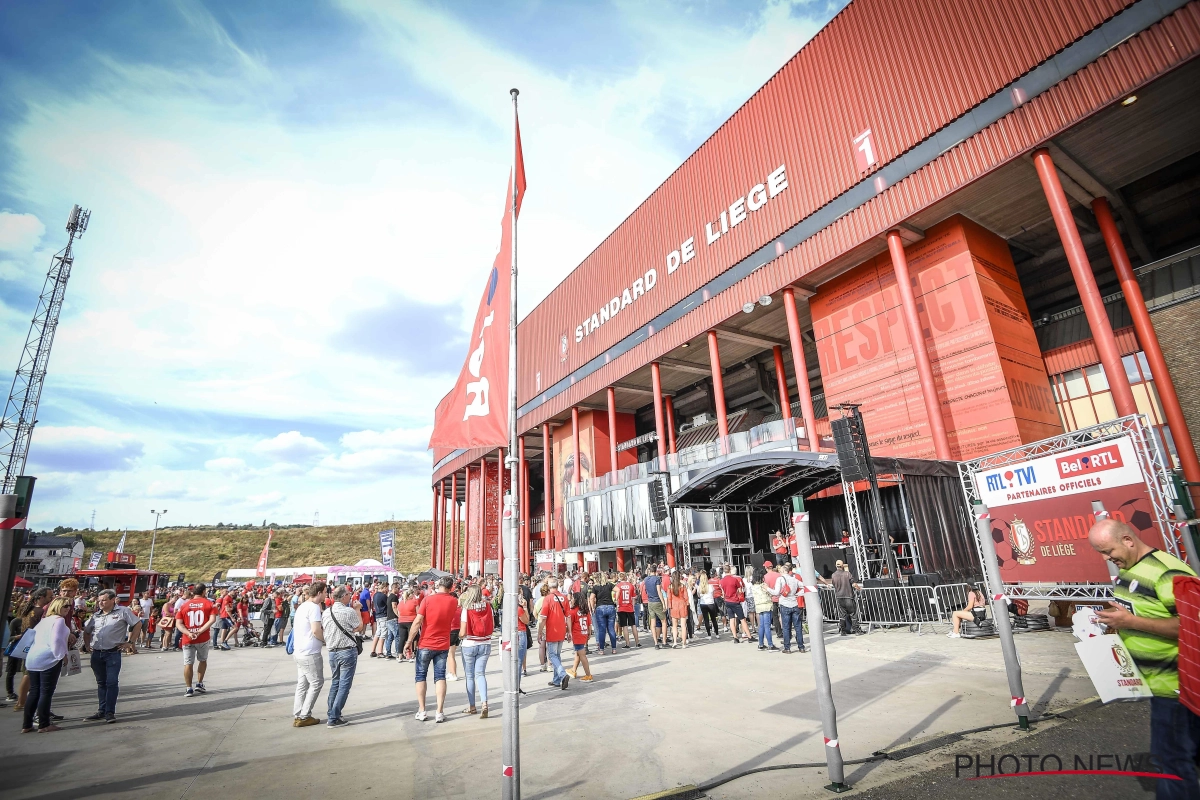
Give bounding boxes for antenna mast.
[0,204,90,493]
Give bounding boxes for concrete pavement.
[0,622,1117,799]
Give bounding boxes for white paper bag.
[64,648,83,677]
[1074,633,1153,702]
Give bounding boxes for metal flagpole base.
[825,782,852,793]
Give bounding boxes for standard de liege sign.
[970,435,1168,583]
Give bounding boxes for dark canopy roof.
[669,450,843,512]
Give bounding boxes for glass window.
[1063,370,1089,399]
[1137,352,1152,380]
[1085,364,1109,392]
[1070,397,1098,428]
[1146,381,1167,425]
[1122,354,1142,385]
[1091,391,1117,423]
[1132,383,1160,425]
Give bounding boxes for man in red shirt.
[719,565,751,643]
[178,584,216,697]
[215,590,234,651]
[771,531,788,560]
[614,573,640,649]
[404,576,458,723]
[537,577,571,690]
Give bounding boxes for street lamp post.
[148,509,167,570]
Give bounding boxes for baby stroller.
[235,622,261,647]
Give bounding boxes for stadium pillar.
[607,387,619,477]
[1093,197,1200,508]
[664,395,677,454]
[665,543,676,568]
[436,481,445,570]
[772,345,792,421]
[1033,149,1137,417]
[464,465,473,577]
[543,424,555,551]
[430,485,438,569]
[446,472,453,573]
[887,230,953,460]
[782,288,819,451]
[571,407,581,486]
[651,362,667,470]
[707,331,730,439]
[616,548,626,572]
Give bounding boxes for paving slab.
[0,623,1104,799]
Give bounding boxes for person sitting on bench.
[948,589,987,638]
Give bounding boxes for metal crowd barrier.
[815,586,843,634]
[933,582,986,623]
[855,586,940,635]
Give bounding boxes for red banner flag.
[429,116,526,450]
[255,529,273,578]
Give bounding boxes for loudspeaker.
[831,415,871,482]
[647,478,669,522]
[812,548,842,579]
[749,552,766,572]
[908,572,942,588]
[864,577,897,589]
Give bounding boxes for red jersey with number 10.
[180,598,216,645]
[615,582,635,612]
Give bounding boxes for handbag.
[5,628,36,659]
[329,608,364,655]
[65,648,83,677]
[285,629,294,655]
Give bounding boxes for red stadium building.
[431,0,1200,577]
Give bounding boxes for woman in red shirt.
[458,584,494,718]
[565,592,593,682]
[666,571,690,649]
[396,582,421,662]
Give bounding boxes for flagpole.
[501,86,522,800]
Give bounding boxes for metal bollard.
[972,503,1030,730]
[792,496,849,792]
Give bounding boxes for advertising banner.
[379,529,395,569]
[255,530,273,578]
[971,434,1167,583]
[72,557,81,573]
[87,551,102,569]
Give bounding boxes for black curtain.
[904,473,980,582]
[807,485,912,547]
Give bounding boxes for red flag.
[429,115,525,450]
[255,529,273,578]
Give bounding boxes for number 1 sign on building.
[853,128,877,173]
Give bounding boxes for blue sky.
[0,0,844,530]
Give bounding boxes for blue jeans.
[1151,696,1200,799]
[517,632,529,691]
[326,648,358,721]
[461,643,491,708]
[22,661,62,730]
[384,619,400,657]
[594,606,617,651]
[635,602,644,629]
[90,649,122,715]
[546,640,567,685]
[414,648,448,683]
[779,606,804,651]
[757,609,774,648]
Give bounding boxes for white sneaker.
[448,674,460,682]
[947,632,961,639]
[415,710,428,721]
[435,712,445,723]
[706,635,712,640]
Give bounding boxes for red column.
[665,543,676,568]
[521,438,531,575]
[1033,149,1137,417]
[450,471,458,574]
[435,482,445,570]
[430,485,438,568]
[464,465,472,576]
[616,548,626,572]
[607,386,619,476]
[577,553,584,569]
[707,330,730,439]
[571,408,581,486]
[772,345,792,421]
[543,424,555,551]
[651,362,667,469]
[665,395,678,454]
[1094,198,1200,501]
[783,287,819,451]
[497,449,505,568]
[887,230,953,460]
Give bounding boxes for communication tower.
[0,205,90,493]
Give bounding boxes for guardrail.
[856,586,940,635]
[934,582,984,622]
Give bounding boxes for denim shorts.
[414,648,448,683]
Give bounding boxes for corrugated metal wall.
[435,1,1200,483]
[517,0,1134,405]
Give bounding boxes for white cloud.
[26,426,143,473]
[251,432,328,463]
[205,456,247,475]
[0,212,45,253]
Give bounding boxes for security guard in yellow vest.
[1090,518,1198,798]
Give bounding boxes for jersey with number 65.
[179,598,216,645]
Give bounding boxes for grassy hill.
[81,521,431,582]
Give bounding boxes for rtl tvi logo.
[986,465,1036,492]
